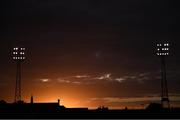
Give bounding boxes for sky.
[1,0,180,109]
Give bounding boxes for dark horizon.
[1,97,180,119]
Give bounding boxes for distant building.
[97,106,109,111]
[0,96,91,113]
[146,103,163,110]
[0,96,65,113]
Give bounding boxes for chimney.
[31,95,33,104]
[58,99,60,105]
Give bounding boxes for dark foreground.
[0,109,180,119]
[1,102,180,119]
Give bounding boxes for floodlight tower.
[156,42,170,108]
[13,47,26,103]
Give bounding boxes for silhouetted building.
[0,97,65,113]
[65,108,89,112]
[146,103,163,110]
[97,106,109,111]
[0,100,6,104]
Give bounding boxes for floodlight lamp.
[156,42,170,56]
[157,44,162,47]
[13,47,18,50]
[12,47,26,61]
[164,43,169,47]
[20,48,25,50]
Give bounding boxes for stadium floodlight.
[12,47,26,103]
[156,41,170,109]
[13,47,26,61]
[156,43,169,56]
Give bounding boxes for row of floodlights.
[157,53,169,56]
[157,43,169,47]
[13,57,26,60]
[13,52,25,55]
[157,48,169,51]
[13,47,25,51]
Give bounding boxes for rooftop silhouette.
[0,96,180,119]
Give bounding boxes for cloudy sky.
[1,0,180,109]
